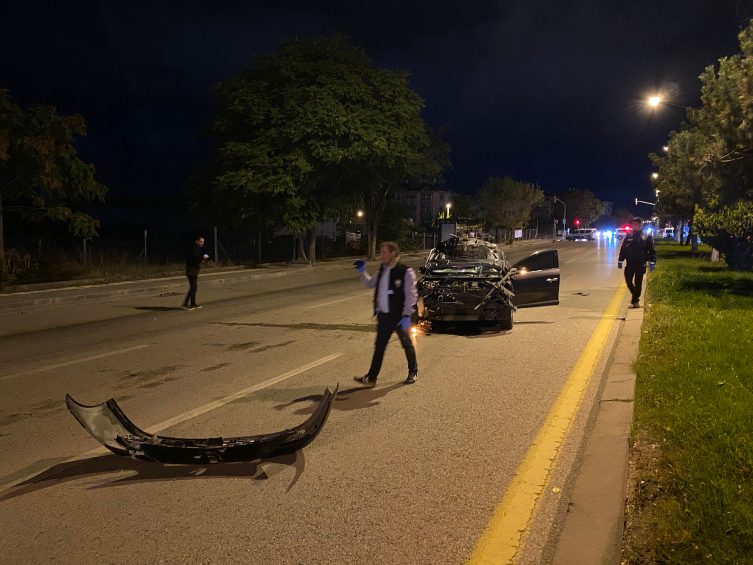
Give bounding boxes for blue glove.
[618,261,623,269]
[353,259,366,273]
[398,316,411,332]
[649,262,655,271]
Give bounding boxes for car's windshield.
[446,245,493,260]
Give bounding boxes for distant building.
[394,187,453,227]
[601,200,613,216]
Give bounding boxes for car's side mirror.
[418,267,426,274]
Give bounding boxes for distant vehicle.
[615,228,629,240]
[567,228,597,241]
[664,228,675,239]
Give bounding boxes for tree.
[450,193,478,221]
[650,127,722,248]
[359,124,448,259]
[613,206,634,227]
[651,23,753,257]
[558,189,605,227]
[198,35,430,261]
[479,176,544,232]
[695,202,753,270]
[377,200,416,250]
[0,89,106,274]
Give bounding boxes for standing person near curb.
[353,241,419,386]
[618,217,656,308]
[182,236,209,310]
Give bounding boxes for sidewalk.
[551,302,642,565]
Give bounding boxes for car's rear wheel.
[497,306,513,330]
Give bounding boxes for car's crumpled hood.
[424,260,501,278]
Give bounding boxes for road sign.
[554,219,558,224]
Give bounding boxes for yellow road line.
[466,285,627,565]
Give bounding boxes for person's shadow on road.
[0,450,305,502]
[274,383,403,416]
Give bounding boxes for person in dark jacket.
[618,217,657,308]
[353,241,419,386]
[182,237,209,310]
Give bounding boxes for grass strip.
[628,241,753,564]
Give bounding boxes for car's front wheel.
[497,306,513,330]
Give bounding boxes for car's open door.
[511,249,560,308]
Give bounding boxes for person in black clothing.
[182,237,209,310]
[618,217,657,308]
[353,241,419,387]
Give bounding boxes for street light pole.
[552,196,566,240]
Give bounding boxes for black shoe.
[354,375,377,388]
[631,301,640,308]
[403,371,417,385]
[190,304,203,310]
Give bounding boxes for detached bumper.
[66,385,338,464]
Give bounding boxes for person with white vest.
[353,241,418,386]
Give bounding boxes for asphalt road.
[0,239,626,565]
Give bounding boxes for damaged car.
[416,236,560,330]
[66,385,338,464]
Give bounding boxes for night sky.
[1,0,748,224]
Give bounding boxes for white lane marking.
[0,345,151,383]
[0,353,342,493]
[565,251,596,264]
[143,352,342,435]
[305,291,372,309]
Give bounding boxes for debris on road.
[65,385,338,464]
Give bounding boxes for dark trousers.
[368,312,418,378]
[183,275,198,307]
[624,263,645,303]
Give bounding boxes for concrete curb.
[551,302,643,565]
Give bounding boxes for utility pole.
[552,196,566,240]
[143,230,148,260]
[258,229,262,264]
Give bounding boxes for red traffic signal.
[574,219,580,225]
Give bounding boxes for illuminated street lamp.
[357,210,363,217]
[446,202,451,218]
[647,96,700,115]
[662,146,669,152]
[651,173,659,179]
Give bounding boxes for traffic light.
[574,219,580,226]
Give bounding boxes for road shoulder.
[550,304,643,565]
